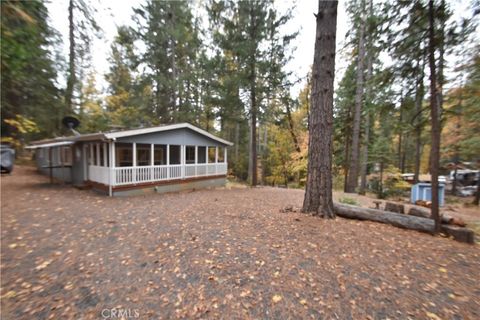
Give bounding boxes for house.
[27,123,233,196]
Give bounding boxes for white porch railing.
[90,163,227,186]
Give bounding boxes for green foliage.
[339,197,358,205]
[78,73,109,133]
[369,166,411,199]
[1,0,62,140]
[131,0,202,124]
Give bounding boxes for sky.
[46,0,350,97]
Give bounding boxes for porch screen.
[197,146,206,163]
[169,145,181,165]
[217,147,225,163]
[185,146,195,164]
[116,143,133,167]
[208,146,216,163]
[154,145,167,165]
[136,144,151,166]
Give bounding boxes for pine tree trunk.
[345,0,366,193]
[302,0,337,218]
[343,134,350,192]
[414,58,425,184]
[359,52,373,195]
[437,0,445,120]
[170,6,177,122]
[427,0,441,233]
[397,97,404,170]
[249,6,258,187]
[65,0,75,117]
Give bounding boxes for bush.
[339,197,358,205]
[368,166,411,199]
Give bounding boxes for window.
[136,144,151,166]
[115,143,133,167]
[61,146,72,165]
[154,145,167,165]
[208,146,216,163]
[185,146,195,164]
[217,147,225,163]
[197,146,206,163]
[169,145,180,165]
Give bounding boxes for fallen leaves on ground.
[1,166,479,319]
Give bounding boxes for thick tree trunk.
[427,0,441,233]
[345,0,366,193]
[413,59,425,183]
[305,74,311,130]
[250,67,257,186]
[65,0,75,117]
[249,6,258,187]
[302,0,337,218]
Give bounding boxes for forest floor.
[1,166,479,319]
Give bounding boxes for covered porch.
[86,142,228,189]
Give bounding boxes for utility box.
[411,183,445,206]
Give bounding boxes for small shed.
[410,183,445,206]
[27,123,233,196]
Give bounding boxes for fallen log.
[333,203,475,243]
[408,207,464,226]
[333,203,434,233]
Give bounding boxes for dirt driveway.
[1,167,479,319]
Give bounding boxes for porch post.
[166,144,170,179]
[132,142,137,183]
[89,143,94,165]
[111,141,116,187]
[223,147,228,174]
[96,143,100,166]
[215,146,218,174]
[103,143,108,167]
[195,146,198,177]
[108,142,113,196]
[150,144,154,181]
[181,145,185,179]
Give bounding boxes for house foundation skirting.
[87,175,227,196]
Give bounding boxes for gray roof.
[27,123,233,149]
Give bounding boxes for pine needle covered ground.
[1,167,479,319]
